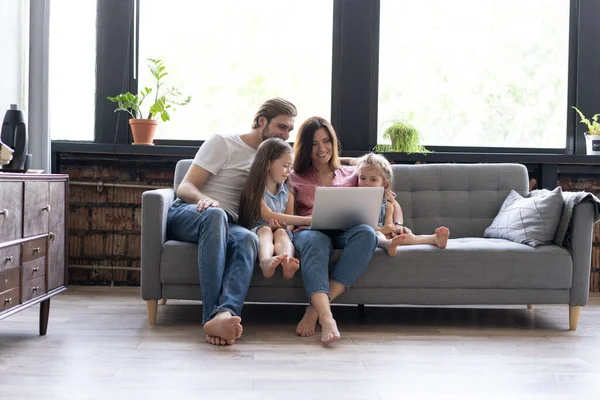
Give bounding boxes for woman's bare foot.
[282,255,300,279]
[435,226,450,248]
[259,254,285,278]
[203,312,242,345]
[319,315,341,345]
[296,305,318,337]
[386,234,407,256]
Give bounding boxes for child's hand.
[380,224,395,235]
[268,218,286,230]
[393,225,412,235]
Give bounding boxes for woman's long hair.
[293,116,341,175]
[239,138,293,229]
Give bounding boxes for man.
[167,98,297,345]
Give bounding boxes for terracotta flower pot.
[129,119,158,145]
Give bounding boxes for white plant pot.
[585,134,600,155]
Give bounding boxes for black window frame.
[57,0,598,157]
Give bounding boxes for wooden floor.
[1,287,600,400]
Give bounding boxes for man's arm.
[339,157,357,166]
[177,164,219,209]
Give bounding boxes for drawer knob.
[0,209,7,217]
[42,205,51,212]
[33,247,41,253]
[4,297,11,304]
[5,256,13,262]
[33,286,39,292]
[32,267,40,272]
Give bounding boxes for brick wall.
[58,154,600,291]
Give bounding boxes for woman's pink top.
[290,166,358,217]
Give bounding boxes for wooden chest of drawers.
[0,173,68,335]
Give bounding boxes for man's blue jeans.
[167,200,258,325]
[292,224,377,299]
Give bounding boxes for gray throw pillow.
[483,187,564,247]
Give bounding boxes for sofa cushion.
[356,237,572,290]
[160,237,572,291]
[483,187,564,247]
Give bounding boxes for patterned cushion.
[483,187,564,247]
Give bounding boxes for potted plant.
[107,58,191,145]
[381,119,429,154]
[572,106,600,155]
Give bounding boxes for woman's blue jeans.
[167,200,258,325]
[292,224,377,299]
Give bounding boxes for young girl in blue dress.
[239,138,312,279]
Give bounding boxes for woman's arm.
[260,200,311,227]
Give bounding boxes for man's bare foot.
[386,234,407,256]
[205,335,229,345]
[319,315,341,345]
[202,312,242,345]
[435,226,450,249]
[259,254,285,278]
[296,305,318,337]
[282,255,300,279]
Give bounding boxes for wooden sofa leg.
[159,298,167,305]
[147,300,158,325]
[527,304,534,309]
[569,306,581,330]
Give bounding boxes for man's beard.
[261,125,271,141]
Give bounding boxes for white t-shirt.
[193,133,256,222]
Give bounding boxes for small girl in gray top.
[239,138,312,279]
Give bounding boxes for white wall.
[0,0,28,114]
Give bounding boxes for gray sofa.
[141,161,596,330]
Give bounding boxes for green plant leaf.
[107,58,190,125]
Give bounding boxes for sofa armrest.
[569,201,594,306]
[141,188,174,300]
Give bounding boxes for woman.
[290,116,377,345]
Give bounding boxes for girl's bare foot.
[435,226,450,248]
[319,315,341,345]
[296,305,318,337]
[203,312,242,345]
[259,254,285,278]
[386,234,407,256]
[282,255,300,279]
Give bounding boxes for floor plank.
[1,286,599,399]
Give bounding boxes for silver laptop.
[310,187,384,230]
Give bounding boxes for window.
[139,0,333,141]
[378,0,570,149]
[0,0,28,115]
[49,0,96,141]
